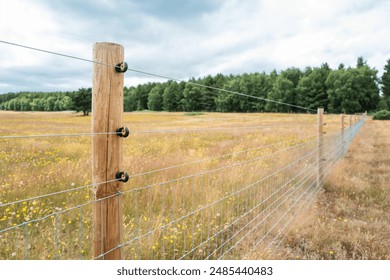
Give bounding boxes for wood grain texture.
[92,42,124,260]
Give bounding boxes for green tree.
[380,59,390,110]
[357,56,366,68]
[215,77,246,112]
[297,64,330,111]
[198,74,229,112]
[326,59,379,114]
[353,63,380,112]
[241,74,267,112]
[72,88,91,116]
[19,97,31,111]
[163,81,181,112]
[147,85,164,111]
[266,76,294,112]
[135,83,154,110]
[124,87,138,112]
[181,82,203,112]
[62,95,73,110]
[31,98,45,111]
[45,96,56,111]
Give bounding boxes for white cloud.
[0,0,389,92]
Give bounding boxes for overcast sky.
[0,0,389,93]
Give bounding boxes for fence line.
[0,132,318,209]
[93,115,363,259]
[0,123,317,140]
[0,40,367,259]
[0,178,120,209]
[0,113,366,259]
[254,115,366,259]
[243,132,350,259]
[0,131,118,140]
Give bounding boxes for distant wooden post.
[341,113,345,156]
[317,108,324,188]
[92,42,125,260]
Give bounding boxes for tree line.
[0,88,92,115]
[1,57,390,114]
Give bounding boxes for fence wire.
[0,114,366,259]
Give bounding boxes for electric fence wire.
[242,136,346,259]
[0,133,317,210]
[0,191,123,260]
[243,118,366,259]
[0,39,316,113]
[94,138,321,259]
[2,135,318,256]
[124,133,318,180]
[0,177,120,208]
[266,119,366,258]
[121,136,319,196]
[129,123,317,135]
[0,190,117,235]
[161,134,343,258]
[0,118,365,259]
[0,131,118,140]
[200,145,323,260]
[0,123,316,140]
[218,137,340,260]
[97,129,345,260]
[131,117,362,259]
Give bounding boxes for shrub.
[183,112,204,116]
[372,110,390,120]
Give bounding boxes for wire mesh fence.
[0,112,366,259]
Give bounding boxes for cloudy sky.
[0,0,389,93]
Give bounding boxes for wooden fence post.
[341,113,345,156]
[317,108,324,188]
[92,42,125,260]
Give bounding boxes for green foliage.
[326,58,379,114]
[372,110,390,120]
[182,83,203,112]
[265,76,294,112]
[163,81,182,112]
[147,85,164,111]
[381,59,390,110]
[70,88,91,116]
[297,64,330,111]
[183,112,204,116]
[0,91,75,112]
[123,87,137,112]
[1,56,385,114]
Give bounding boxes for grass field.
[0,111,372,259]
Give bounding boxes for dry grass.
[271,118,390,260]
[0,111,354,259]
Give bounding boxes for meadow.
[0,111,354,259]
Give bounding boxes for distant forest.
[1,57,390,114]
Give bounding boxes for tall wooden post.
[92,42,125,260]
[317,108,324,188]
